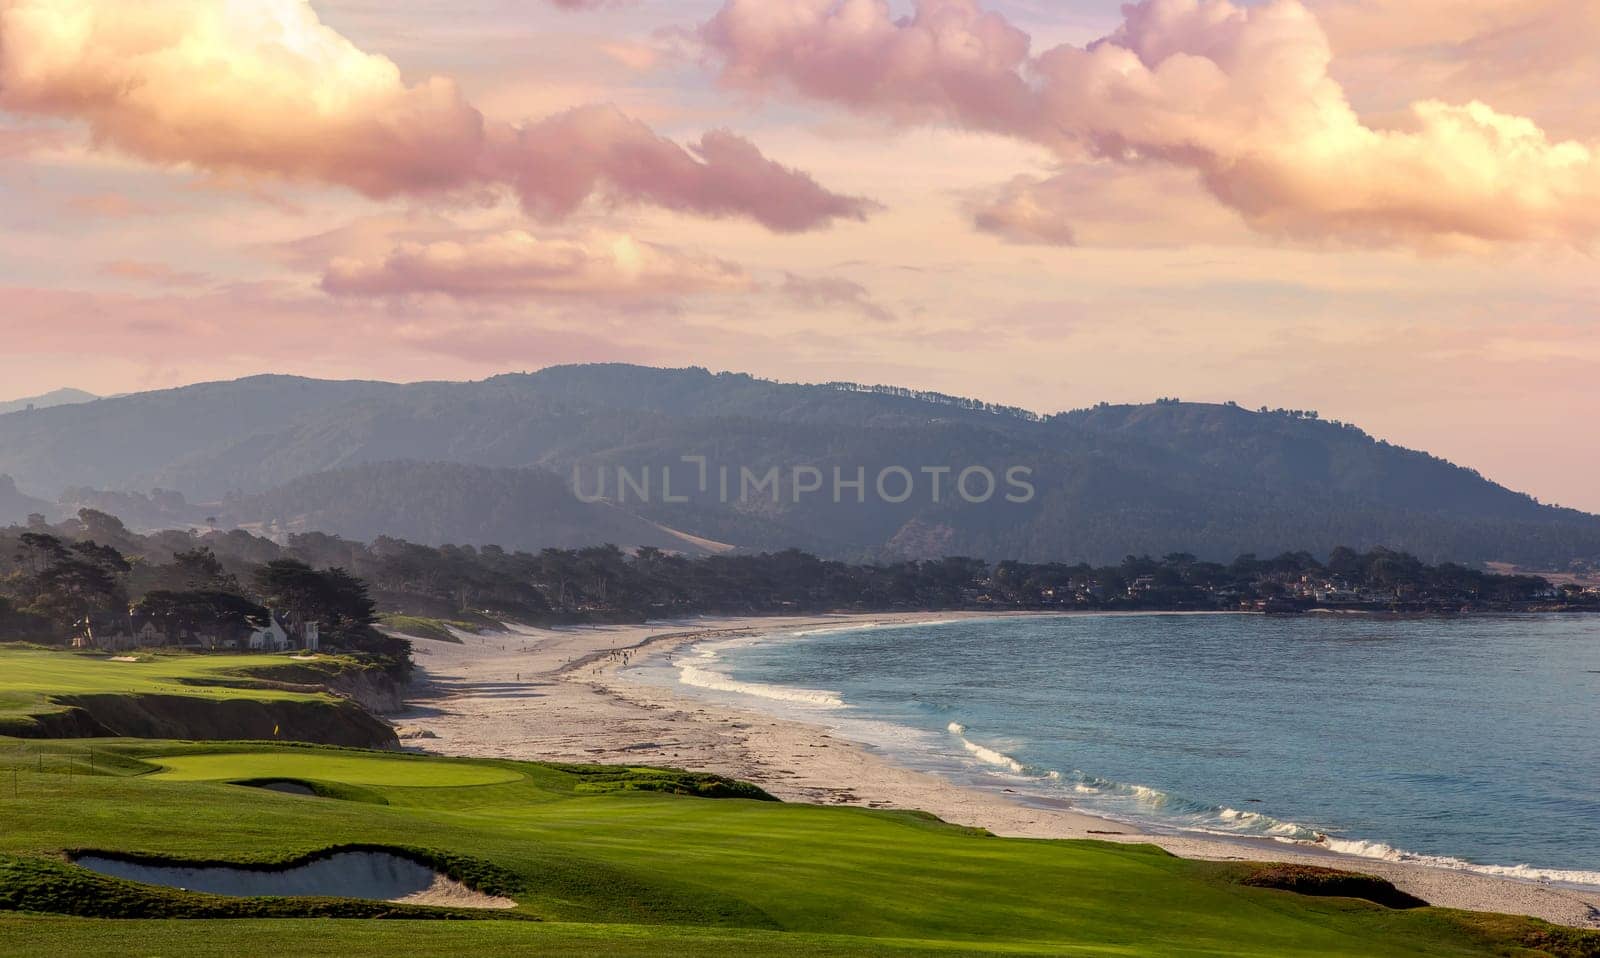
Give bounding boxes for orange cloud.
[321,230,750,300]
[1312,0,1600,139]
[705,0,1600,247]
[0,0,870,231]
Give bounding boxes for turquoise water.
[657,614,1600,885]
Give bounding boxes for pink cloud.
[63,193,161,219]
[495,107,875,231]
[0,282,650,368]
[322,230,751,300]
[705,0,1035,127]
[779,272,895,322]
[704,0,1600,247]
[98,260,211,288]
[0,0,869,231]
[971,176,1079,246]
[0,124,65,158]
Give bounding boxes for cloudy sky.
[1,0,1596,509]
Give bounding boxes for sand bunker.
[73,850,516,909]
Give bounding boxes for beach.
[395,613,1600,929]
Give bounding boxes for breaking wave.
[675,640,845,709]
[1313,838,1600,887]
[942,721,1600,888]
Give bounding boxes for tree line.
[2,510,1590,670]
[0,510,404,671]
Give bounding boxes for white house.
[247,615,291,652]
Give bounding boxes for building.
[247,615,290,652]
[77,606,321,654]
[76,612,169,651]
[247,612,320,653]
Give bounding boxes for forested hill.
[0,365,1595,567]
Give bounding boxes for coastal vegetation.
[0,740,1595,957]
[0,512,408,672]
[2,508,1591,664]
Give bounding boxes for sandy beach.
[394,612,1600,929]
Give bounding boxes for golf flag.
[273,724,280,737]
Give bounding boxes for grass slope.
[0,648,395,747]
[0,741,1593,957]
[376,615,479,644]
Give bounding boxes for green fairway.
[0,647,396,747]
[147,751,524,787]
[0,741,1593,957]
[0,648,327,719]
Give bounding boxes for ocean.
[636,613,1600,886]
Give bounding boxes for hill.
[0,476,54,526]
[0,387,97,417]
[222,461,730,556]
[0,365,1595,566]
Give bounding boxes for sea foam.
[939,722,1600,888]
[674,638,845,709]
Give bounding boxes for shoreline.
[394,611,1600,929]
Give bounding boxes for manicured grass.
[0,647,335,722]
[0,647,395,747]
[147,752,526,787]
[0,919,1103,957]
[0,740,1593,957]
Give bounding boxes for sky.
[0,0,1596,510]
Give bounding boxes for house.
[77,606,322,654]
[76,612,171,651]
[247,615,291,652]
[246,612,321,653]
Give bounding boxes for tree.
[136,590,270,634]
[32,557,123,630]
[253,559,324,626]
[253,559,376,639]
[164,547,240,594]
[316,567,379,636]
[16,532,67,576]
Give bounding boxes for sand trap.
[109,656,140,662]
[73,850,516,909]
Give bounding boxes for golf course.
[0,733,1596,956]
[0,648,397,747]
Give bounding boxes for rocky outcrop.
[324,669,406,715]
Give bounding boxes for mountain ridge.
[0,387,98,417]
[1,365,1594,567]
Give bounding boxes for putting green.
[146,752,523,788]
